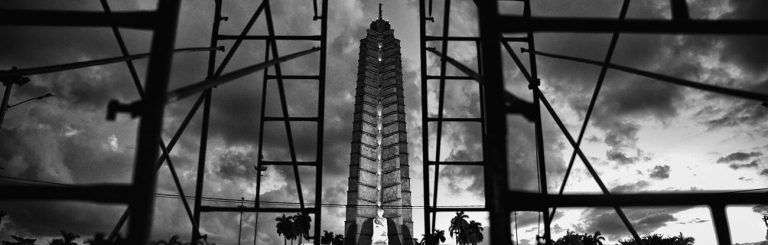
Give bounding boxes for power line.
[0,175,483,209]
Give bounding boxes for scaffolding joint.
[1,67,30,86]
[106,99,143,121]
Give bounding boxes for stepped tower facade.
[344,5,412,245]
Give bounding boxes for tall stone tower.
[344,4,412,245]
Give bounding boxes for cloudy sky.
[1,0,768,244]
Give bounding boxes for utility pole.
[253,165,267,245]
[0,67,30,128]
[238,197,245,245]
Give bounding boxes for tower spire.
[378,3,382,20]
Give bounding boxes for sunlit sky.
[1,0,768,245]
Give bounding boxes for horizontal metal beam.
[424,36,526,42]
[260,161,317,166]
[502,37,528,42]
[426,117,482,122]
[429,207,486,212]
[0,10,157,29]
[200,206,317,213]
[500,16,768,34]
[266,75,320,80]
[263,116,319,122]
[426,75,474,80]
[0,47,220,77]
[425,36,479,41]
[426,161,484,166]
[0,184,132,203]
[167,47,321,102]
[505,191,768,209]
[217,35,321,41]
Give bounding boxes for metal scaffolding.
[0,0,328,244]
[419,0,768,244]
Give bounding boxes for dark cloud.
[215,148,258,180]
[760,169,768,176]
[606,150,637,165]
[577,207,687,240]
[704,101,768,130]
[729,160,759,170]
[610,180,649,193]
[649,165,670,179]
[717,0,768,74]
[634,213,676,233]
[717,151,762,163]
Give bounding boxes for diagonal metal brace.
[426,47,537,121]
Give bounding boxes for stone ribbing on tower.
[344,15,412,245]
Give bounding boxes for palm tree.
[553,230,602,245]
[618,233,694,245]
[448,211,469,244]
[465,221,484,245]
[420,230,446,245]
[331,234,344,245]
[672,233,695,245]
[275,214,293,245]
[292,212,312,244]
[2,235,37,245]
[320,231,334,245]
[586,231,604,245]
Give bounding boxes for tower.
[344,4,413,245]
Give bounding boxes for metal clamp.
[106,99,143,121]
[1,67,31,87]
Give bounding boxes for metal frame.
[420,0,768,244]
[190,0,328,244]
[0,0,328,244]
[0,1,181,244]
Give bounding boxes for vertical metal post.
[476,0,511,244]
[313,0,328,243]
[238,197,245,245]
[0,83,12,128]
[430,0,452,232]
[418,0,432,237]
[192,89,212,242]
[253,165,265,245]
[521,0,551,240]
[711,204,732,245]
[191,0,222,241]
[127,0,181,244]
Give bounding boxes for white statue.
[372,207,389,245]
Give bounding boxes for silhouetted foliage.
[320,231,334,245]
[274,212,312,245]
[420,230,446,245]
[553,230,604,245]
[49,231,79,245]
[464,221,484,245]
[320,230,343,245]
[619,233,694,245]
[447,212,483,245]
[293,212,312,244]
[331,234,344,245]
[449,211,469,244]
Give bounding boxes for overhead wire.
[0,175,483,209]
